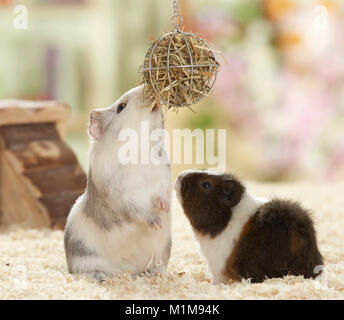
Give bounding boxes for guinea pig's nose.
[90,110,103,120]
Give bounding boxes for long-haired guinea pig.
[174,170,324,284]
[64,85,172,282]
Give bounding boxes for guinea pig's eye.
[201,181,211,190]
[117,103,127,114]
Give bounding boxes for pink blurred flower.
[214,51,261,134]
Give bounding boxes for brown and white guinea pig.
[64,86,172,282]
[174,170,324,284]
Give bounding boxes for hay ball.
[141,30,220,109]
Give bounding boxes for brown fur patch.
[223,199,323,283]
[178,172,245,238]
[222,217,253,282]
[290,230,304,254]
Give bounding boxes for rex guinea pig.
[174,170,323,284]
[64,86,172,282]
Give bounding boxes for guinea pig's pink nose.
[90,110,102,119]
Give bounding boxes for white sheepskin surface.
[0,182,343,300]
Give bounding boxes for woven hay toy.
[141,0,220,110]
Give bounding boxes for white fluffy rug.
[0,182,343,299]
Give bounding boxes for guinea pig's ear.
[222,179,244,207]
[88,111,103,140]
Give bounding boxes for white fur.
[67,201,171,276]
[65,86,172,278]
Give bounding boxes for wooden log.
[0,151,86,229]
[0,152,51,227]
[0,100,70,138]
[3,151,42,199]
[0,148,86,229]
[0,123,60,149]
[4,143,77,173]
[40,190,84,221]
[0,123,78,172]
[25,165,87,195]
[38,188,85,229]
[0,99,86,229]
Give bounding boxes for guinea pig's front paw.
[147,215,162,230]
[92,270,108,283]
[153,196,170,214]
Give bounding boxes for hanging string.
[170,0,184,30]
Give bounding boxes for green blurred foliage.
[232,0,262,25]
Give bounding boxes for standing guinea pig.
[174,170,324,284]
[64,86,172,281]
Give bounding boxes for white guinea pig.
[64,86,172,281]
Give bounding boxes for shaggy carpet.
[0,182,343,300]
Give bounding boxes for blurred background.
[1,0,344,182]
